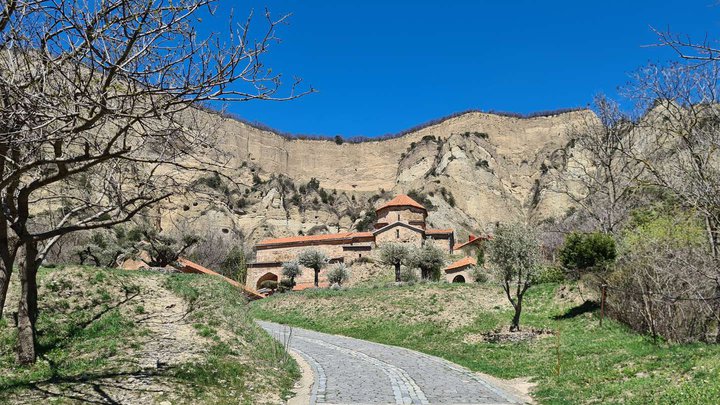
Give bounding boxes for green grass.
[251,282,720,404]
[0,266,300,404]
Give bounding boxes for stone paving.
[259,321,526,405]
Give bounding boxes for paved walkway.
[258,321,526,405]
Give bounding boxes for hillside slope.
[0,266,299,404]
[158,109,592,245]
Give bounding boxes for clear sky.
[205,1,720,138]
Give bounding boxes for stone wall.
[375,208,425,228]
[375,225,424,246]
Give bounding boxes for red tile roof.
[177,258,263,300]
[454,234,489,250]
[425,229,454,235]
[376,194,426,212]
[257,232,373,247]
[445,256,477,272]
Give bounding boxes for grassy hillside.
[251,282,720,404]
[0,266,299,404]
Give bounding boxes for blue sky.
[204,1,720,137]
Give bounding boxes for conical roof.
[376,194,426,212]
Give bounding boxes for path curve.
[259,321,527,405]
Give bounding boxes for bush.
[278,278,294,293]
[532,266,565,284]
[560,232,617,272]
[334,135,344,145]
[470,266,489,283]
[259,280,278,290]
[355,210,376,232]
[327,264,350,286]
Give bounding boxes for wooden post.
[600,284,607,327]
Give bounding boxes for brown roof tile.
[257,232,373,247]
[376,194,426,211]
[445,256,477,272]
[453,234,489,250]
[425,228,454,235]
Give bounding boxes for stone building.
[247,194,455,291]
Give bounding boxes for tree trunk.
[0,262,9,318]
[17,241,39,365]
[394,263,401,282]
[510,302,522,332]
[314,269,319,288]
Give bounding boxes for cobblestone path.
[259,321,526,405]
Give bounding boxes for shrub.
[259,280,278,290]
[278,278,294,293]
[406,189,434,210]
[470,266,489,283]
[327,264,350,286]
[306,178,320,191]
[559,232,616,272]
[334,135,344,145]
[355,210,377,232]
[220,246,248,284]
[532,266,565,284]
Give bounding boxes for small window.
[359,253,362,258]
[397,213,400,221]
[396,229,400,239]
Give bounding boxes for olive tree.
[378,243,410,282]
[297,249,328,288]
[0,0,310,364]
[327,263,349,286]
[488,223,541,332]
[281,260,302,288]
[409,241,445,281]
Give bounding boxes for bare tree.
[0,0,310,364]
[624,62,720,259]
[553,95,645,234]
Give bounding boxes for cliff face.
[161,109,594,245]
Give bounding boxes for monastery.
[246,194,486,291]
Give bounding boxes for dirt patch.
[464,327,554,344]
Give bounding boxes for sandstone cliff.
[160,109,594,246]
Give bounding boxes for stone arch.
[452,275,466,283]
[256,272,279,289]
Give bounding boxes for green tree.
[327,263,349,286]
[559,232,616,272]
[378,243,410,282]
[298,249,328,288]
[488,223,541,332]
[281,261,302,288]
[409,242,445,281]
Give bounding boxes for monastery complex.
[246,195,487,291]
